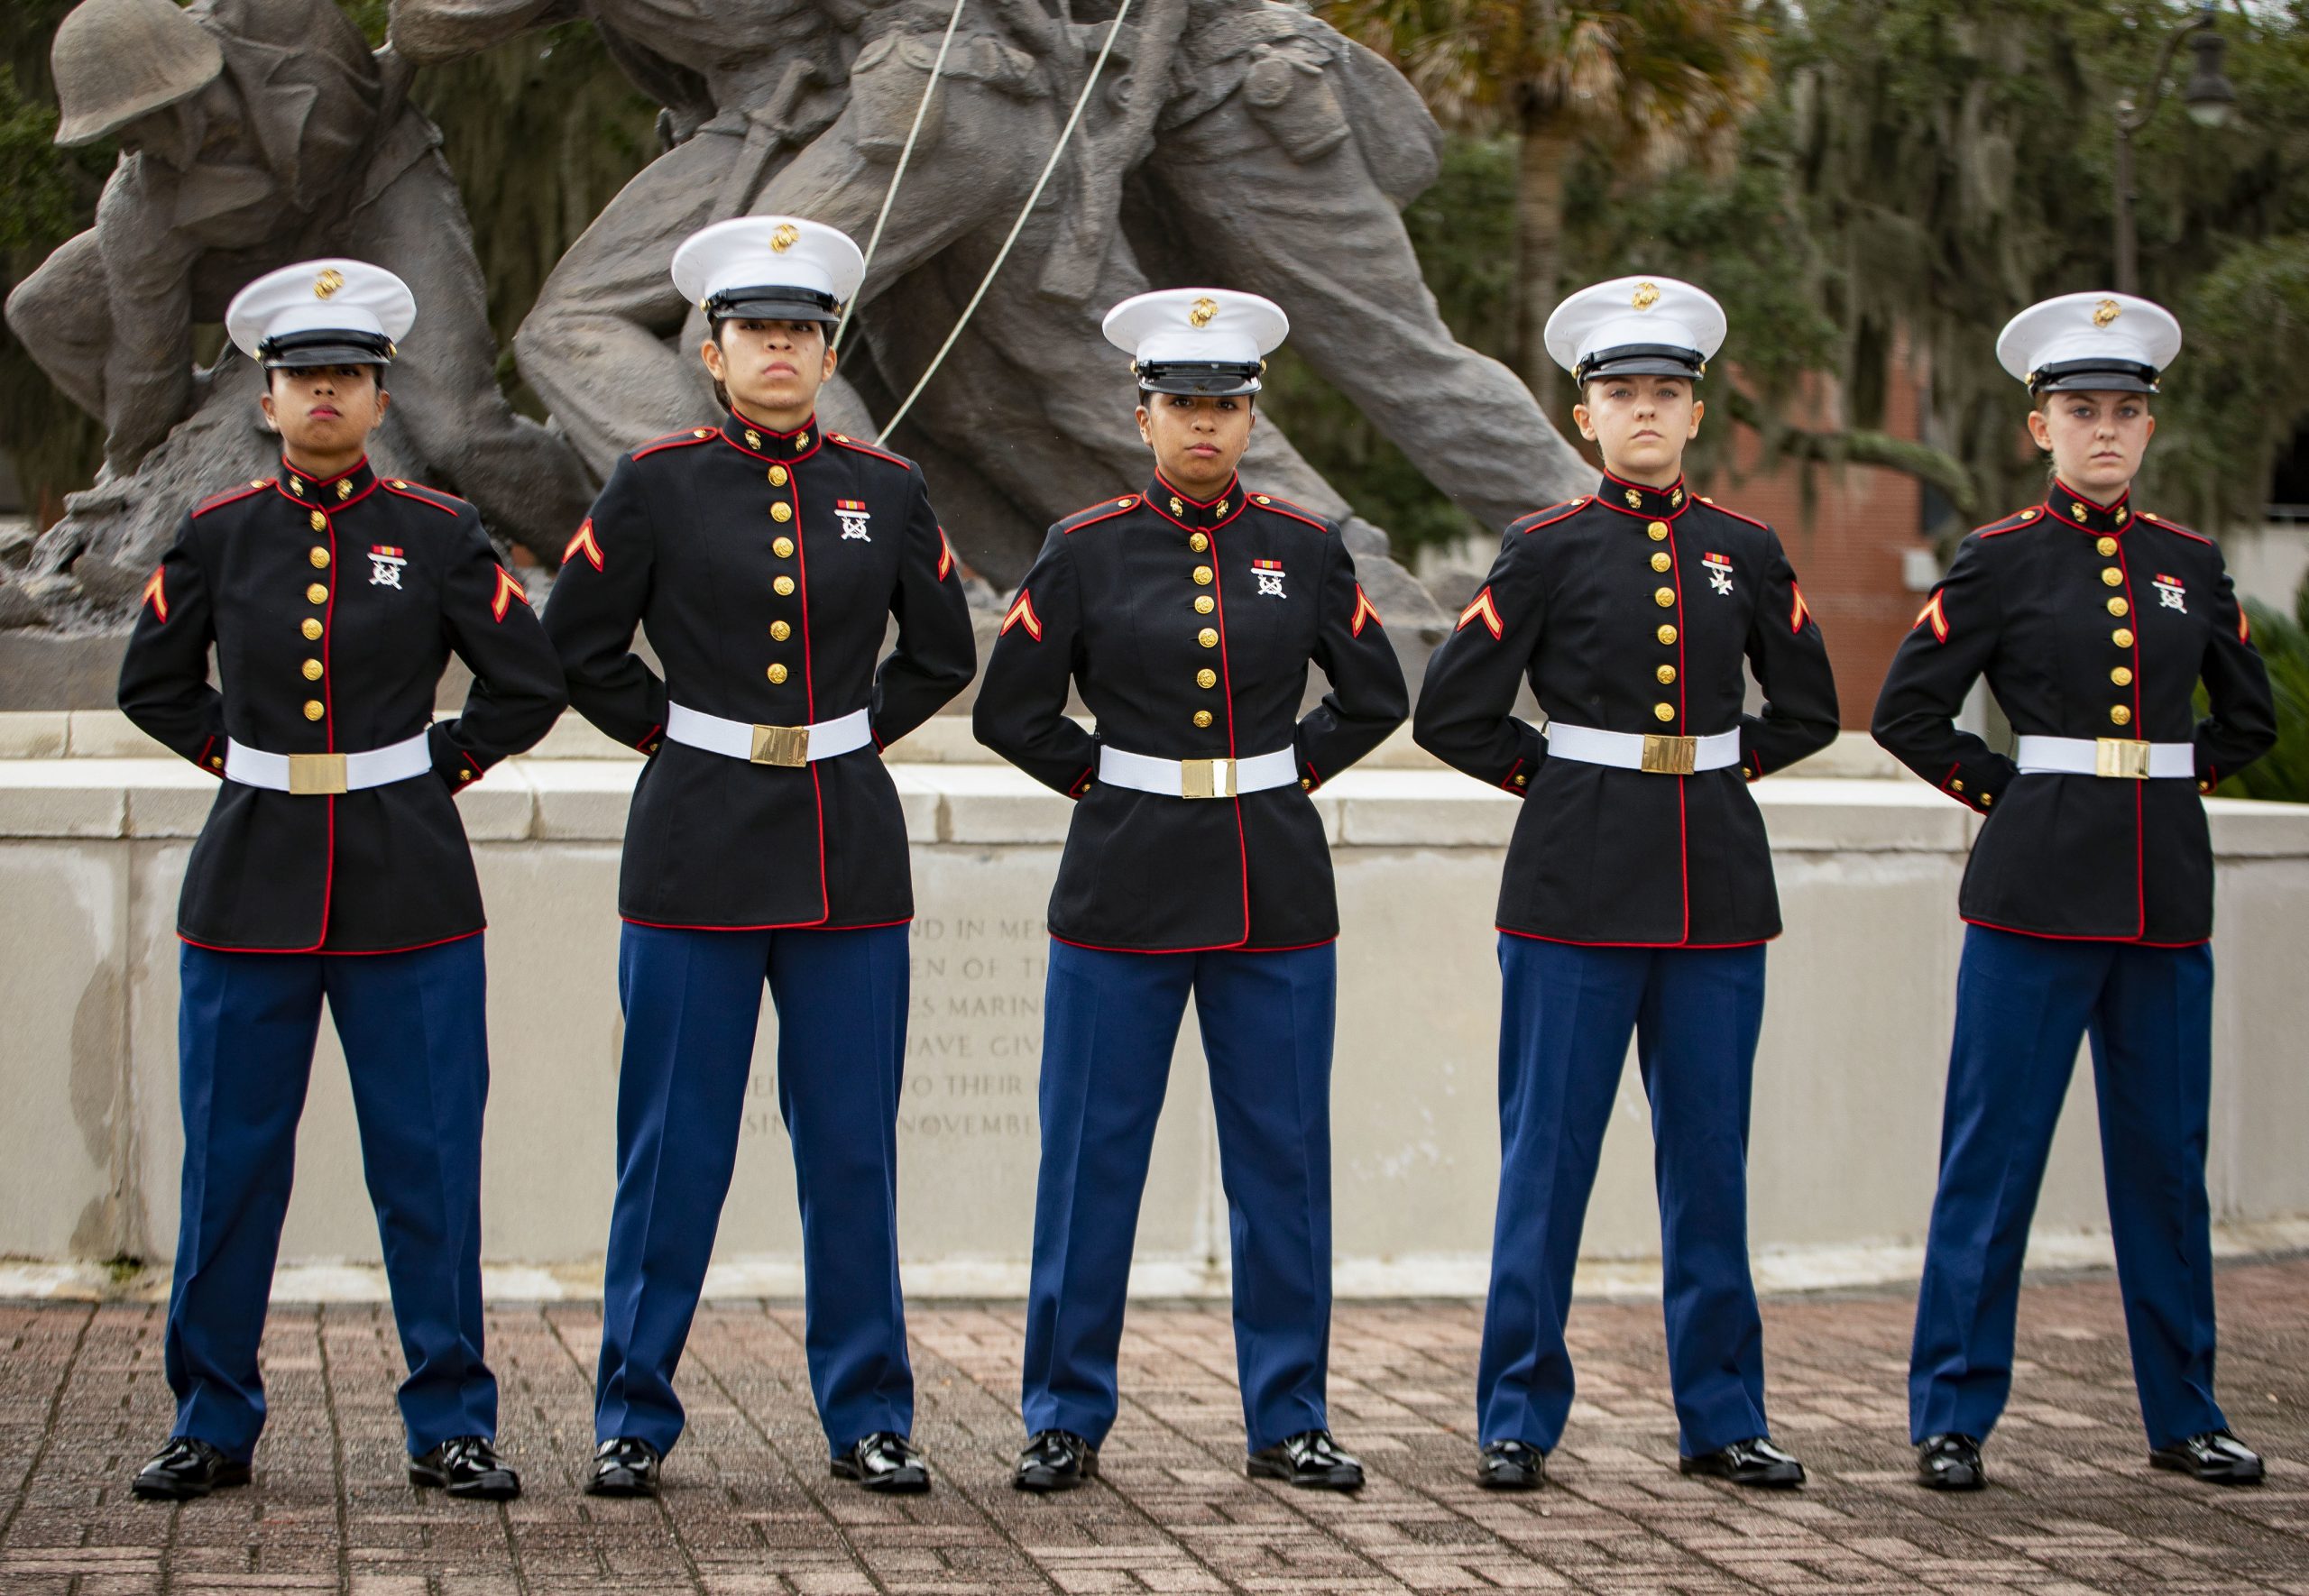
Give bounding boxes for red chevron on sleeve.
[1914,590,1949,643]
[937,527,954,582]
[491,565,529,622]
[2240,605,2252,645]
[141,566,168,623]
[1001,588,1042,640]
[1457,585,1504,639]
[1789,582,1812,635]
[564,518,604,572]
[1348,583,1383,638]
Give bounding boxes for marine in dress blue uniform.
[116,260,566,1502]
[1873,293,2277,1491]
[1414,277,1840,1491]
[974,289,1409,1492]
[542,218,976,1497]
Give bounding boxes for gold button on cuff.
[307,582,328,604]
[2108,597,2129,617]
[2111,665,2134,686]
[773,536,795,558]
[773,575,796,596]
[1513,773,1528,786]
[1196,668,1217,689]
[1192,710,1213,728]
[770,619,791,641]
[770,501,793,523]
[302,700,324,721]
[767,663,787,684]
[1656,664,1677,684]
[2111,704,2132,726]
[457,769,472,782]
[300,618,323,640]
[308,510,327,531]
[1647,520,1670,541]
[1653,702,1676,722]
[1651,551,1671,573]
[1952,778,1965,793]
[1197,628,1219,648]
[768,465,788,487]
[1193,565,1213,585]
[2113,628,2134,647]
[1657,624,1678,645]
[308,546,330,569]
[2097,536,2119,555]
[301,658,323,681]
[2102,567,2123,586]
[1189,533,1209,553]
[1653,586,1676,608]
[1194,595,1215,614]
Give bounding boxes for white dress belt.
[1546,722,1742,775]
[224,731,432,795]
[665,702,872,766]
[2014,735,2194,780]
[1097,745,1297,799]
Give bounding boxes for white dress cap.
[1102,288,1289,395]
[225,259,415,367]
[1996,291,2182,394]
[671,216,866,323]
[1543,275,1727,382]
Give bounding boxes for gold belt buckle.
[1640,734,1698,775]
[287,752,348,795]
[1180,757,1236,799]
[2096,737,2150,779]
[750,723,811,766]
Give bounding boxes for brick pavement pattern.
[3,1261,2306,1593]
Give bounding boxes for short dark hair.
[267,362,383,391]
[1136,387,1256,408]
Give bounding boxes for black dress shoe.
[1916,1433,1985,1491]
[2150,1429,2265,1484]
[1679,1435,1806,1489]
[1015,1429,1099,1492]
[409,1435,522,1500]
[831,1430,930,1494]
[1476,1439,1547,1491]
[1247,1428,1365,1491]
[131,1436,251,1501]
[585,1436,663,1497]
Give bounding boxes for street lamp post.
[2113,2,2239,295]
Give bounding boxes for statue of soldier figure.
[5,0,593,615]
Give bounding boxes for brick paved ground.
[4,1260,2307,1594]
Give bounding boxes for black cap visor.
[706,287,842,325]
[1135,359,1263,398]
[258,328,393,370]
[1573,343,1706,384]
[2028,358,2159,395]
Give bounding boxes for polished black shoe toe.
[1015,1429,1099,1492]
[409,1435,521,1500]
[1476,1438,1547,1491]
[2150,1429,2265,1485]
[1679,1435,1806,1489]
[132,1436,251,1501]
[585,1436,663,1497]
[1247,1428,1365,1491]
[832,1430,930,1494]
[1916,1433,1985,1491]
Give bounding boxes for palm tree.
[1323,0,1769,393]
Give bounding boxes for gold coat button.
[301,658,322,681]
[2097,536,2119,555]
[1657,624,1678,645]
[1198,628,1219,648]
[300,618,323,641]
[1193,565,1213,585]
[1651,551,1672,573]
[2108,597,2129,617]
[770,619,791,641]
[2111,665,2133,686]
[2113,628,2134,647]
[773,575,796,596]
[1192,710,1213,729]
[1656,664,1677,684]
[770,501,793,523]
[1513,773,1528,786]
[1194,595,1215,614]
[308,546,329,569]
[767,663,787,684]
[307,582,328,604]
[1653,702,1675,722]
[302,700,324,721]
[773,537,795,558]
[1196,668,1217,689]
[2111,704,2132,726]
[2102,567,2123,586]
[768,465,789,487]
[1951,778,1965,793]
[1189,533,1209,553]
[1647,521,1670,541]
[1653,586,1676,608]
[308,510,326,530]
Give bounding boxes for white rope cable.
[876,0,1135,444]
[832,0,971,353]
